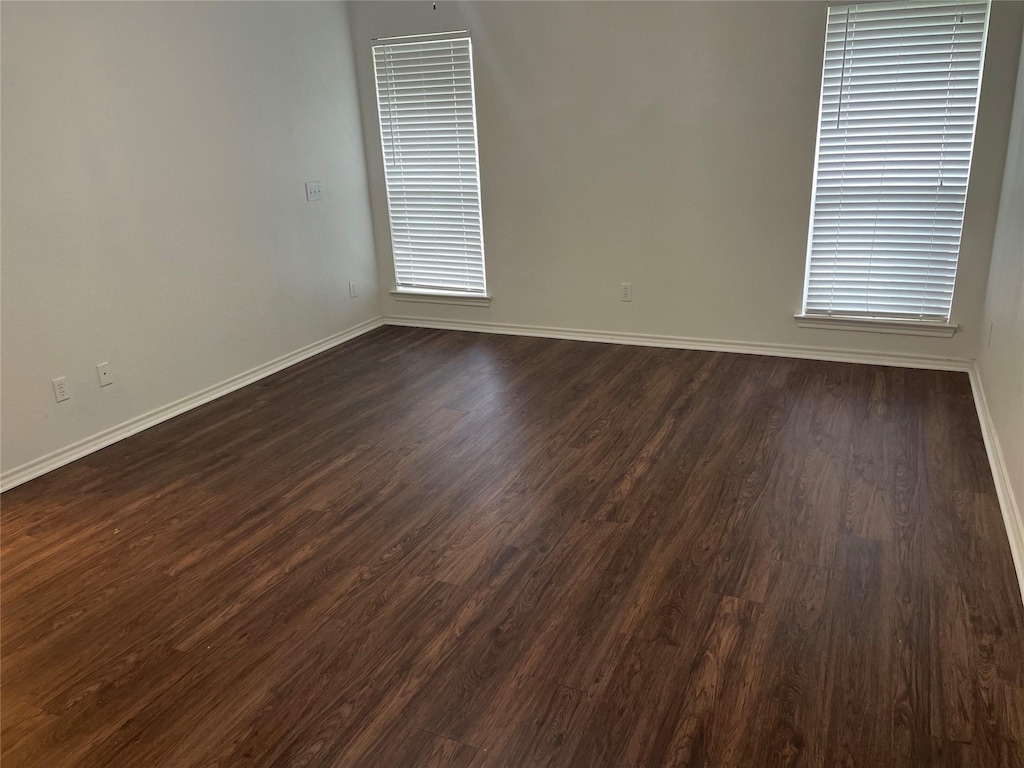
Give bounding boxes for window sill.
[794,314,957,338]
[390,289,491,307]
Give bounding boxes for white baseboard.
[9,312,1019,606]
[969,364,1024,604]
[0,316,384,493]
[383,315,973,371]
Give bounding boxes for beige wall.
[977,29,1024,567]
[1,1,379,477]
[2,0,1021,492]
[349,0,1022,363]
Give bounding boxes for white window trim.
[390,288,491,307]
[794,313,957,337]
[797,0,991,329]
[373,33,489,298]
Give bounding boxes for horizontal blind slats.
[803,0,987,320]
[374,36,486,294]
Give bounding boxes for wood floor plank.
[2,326,1023,767]
[823,534,897,766]
[719,560,833,767]
[649,594,760,768]
[568,633,683,768]
[0,696,59,767]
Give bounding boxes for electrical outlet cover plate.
[305,181,323,201]
[97,362,113,387]
[620,282,633,302]
[52,377,70,402]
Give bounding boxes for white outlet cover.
[305,181,323,201]
[52,376,70,402]
[96,362,113,387]
[349,281,358,298]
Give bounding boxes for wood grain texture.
[2,325,1022,767]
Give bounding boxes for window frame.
[796,0,992,335]
[372,32,489,302]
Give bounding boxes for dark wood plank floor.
[2,326,1023,767]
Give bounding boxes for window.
[373,33,487,297]
[801,0,990,327]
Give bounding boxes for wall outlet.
[52,376,70,403]
[96,362,113,387]
[620,282,633,302]
[305,181,323,201]
[349,281,358,298]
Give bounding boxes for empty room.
[2,0,1023,765]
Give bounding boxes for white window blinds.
[373,35,487,295]
[802,0,990,321]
